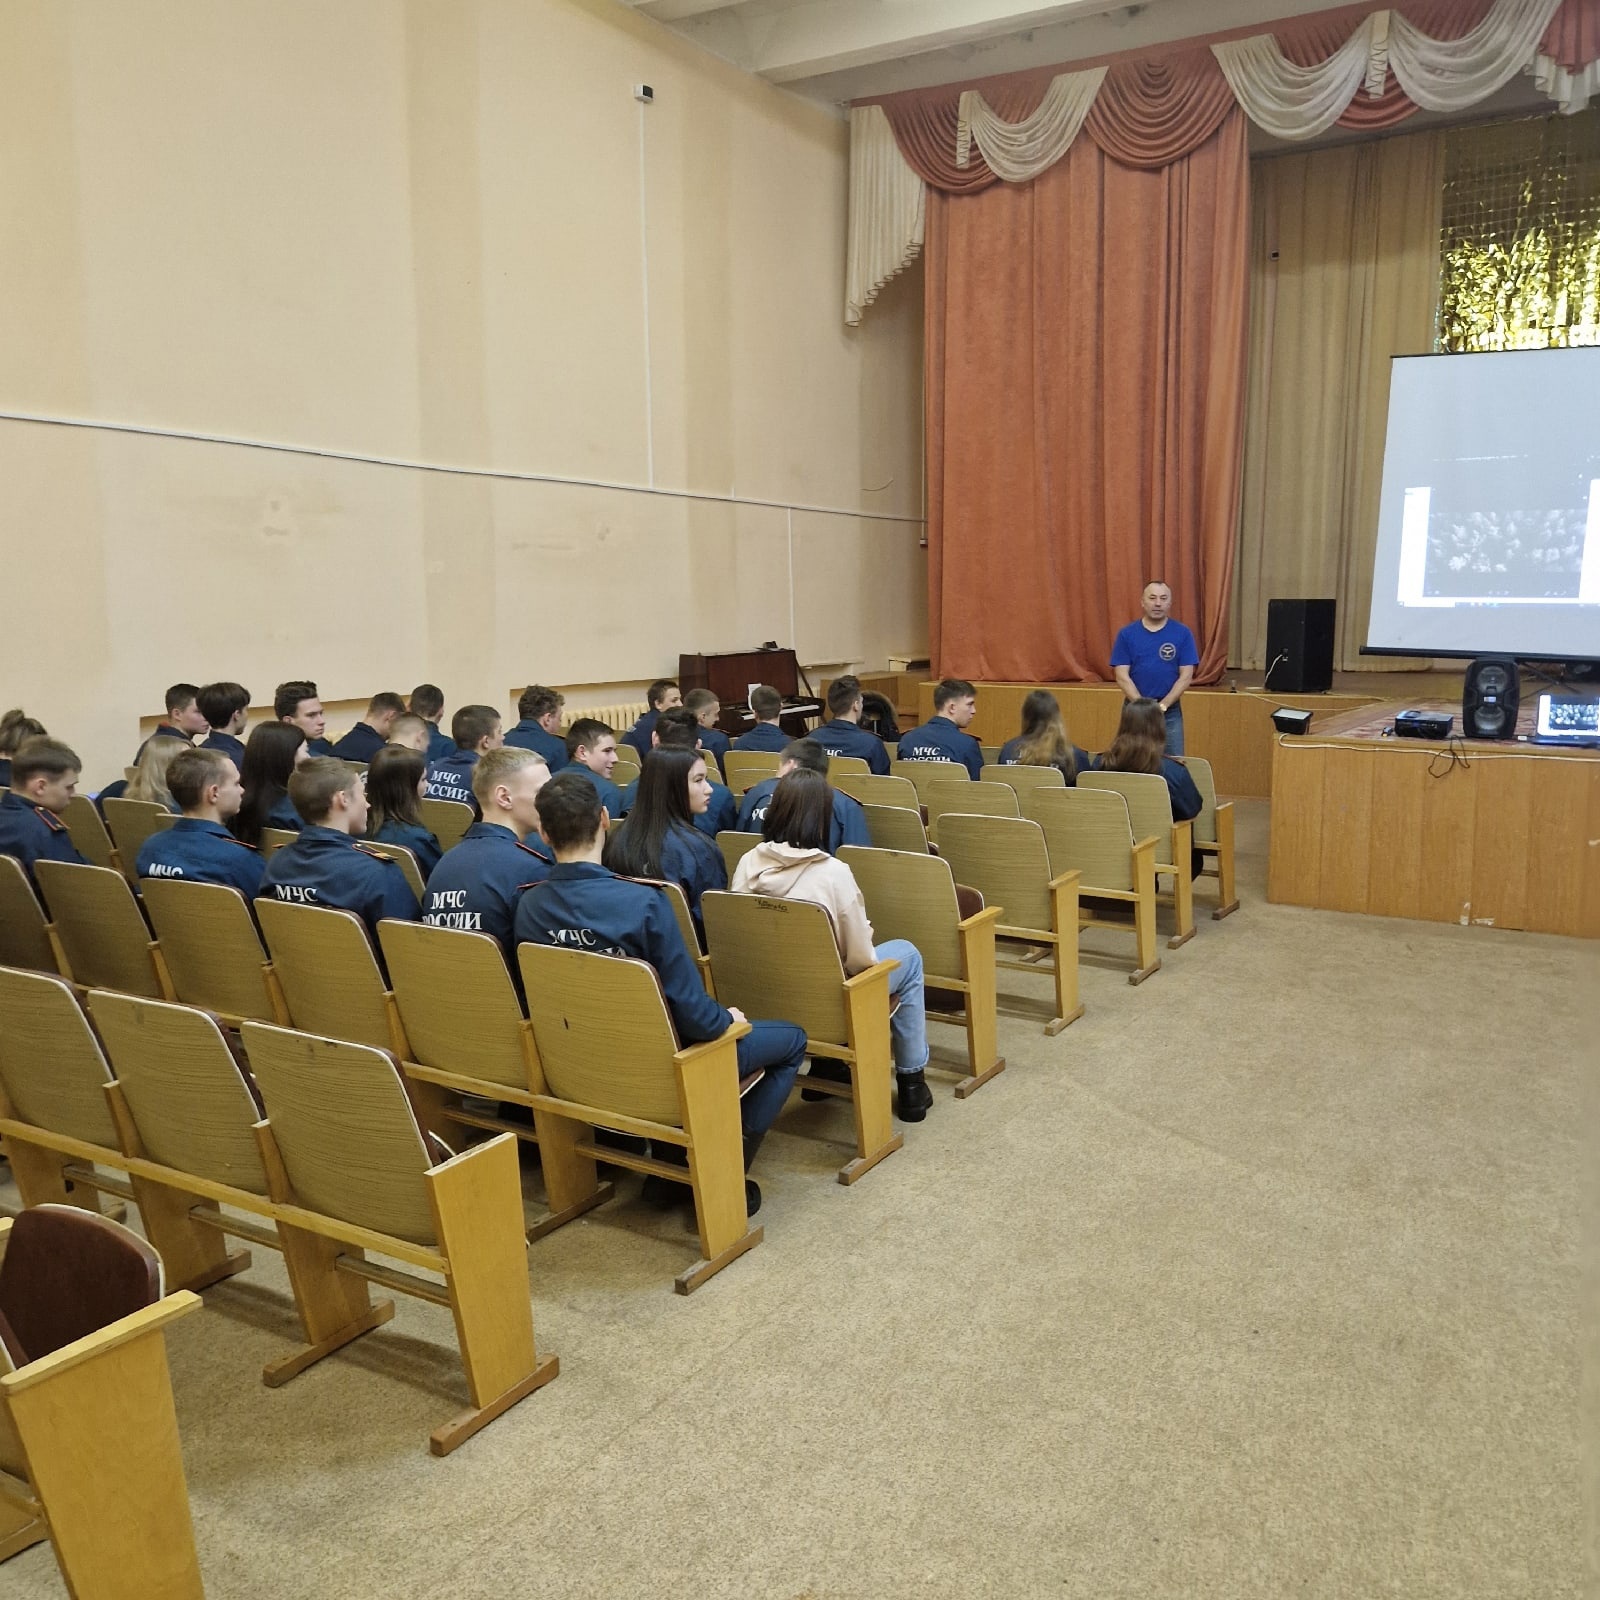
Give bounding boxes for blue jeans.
[1163,703,1185,756]
[735,1022,806,1138]
[875,938,929,1076]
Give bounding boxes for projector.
[1395,709,1453,739]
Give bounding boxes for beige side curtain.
[1232,128,1445,671]
[846,105,925,327]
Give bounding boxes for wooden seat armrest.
[0,1292,202,1395]
[842,959,898,992]
[956,905,1004,933]
[424,1129,517,1179]
[0,1215,10,1263]
[1214,798,1233,816]
[1172,819,1193,851]
[1131,835,1159,861]
[673,1019,751,1071]
[1046,869,1083,894]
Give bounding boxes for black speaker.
[1264,599,1336,693]
[1463,656,1519,739]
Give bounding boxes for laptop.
[1530,693,1600,748]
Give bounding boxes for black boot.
[640,1139,690,1207]
[896,1070,933,1123]
[741,1132,764,1218]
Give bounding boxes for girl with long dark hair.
[364,744,443,876]
[232,722,308,847]
[998,689,1091,783]
[1095,698,1202,823]
[603,746,726,928]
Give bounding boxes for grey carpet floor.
[5,801,1595,1599]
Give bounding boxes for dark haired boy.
[504,685,570,772]
[0,739,88,887]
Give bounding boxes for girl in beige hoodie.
[731,769,932,1122]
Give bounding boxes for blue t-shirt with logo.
[1110,620,1199,703]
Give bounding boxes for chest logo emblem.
[1159,642,1177,661]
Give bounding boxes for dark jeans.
[735,1021,807,1138]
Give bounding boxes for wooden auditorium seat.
[933,814,1085,1035]
[722,751,780,797]
[357,837,427,899]
[826,754,873,778]
[1182,756,1240,920]
[716,829,760,881]
[0,1206,204,1594]
[61,796,119,875]
[140,878,289,1028]
[0,857,62,978]
[831,772,920,811]
[838,845,1005,1098]
[101,797,174,883]
[860,803,930,855]
[979,762,1066,799]
[701,891,902,1184]
[924,777,1017,847]
[1078,771,1196,949]
[890,758,970,803]
[1021,787,1161,983]
[260,827,297,857]
[33,861,171,1001]
[419,798,473,851]
[517,943,761,1294]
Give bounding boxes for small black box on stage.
[1395,709,1453,739]
[1271,707,1313,735]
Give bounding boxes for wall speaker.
[1463,656,1519,740]
[1265,599,1336,693]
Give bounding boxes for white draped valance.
[846,0,1600,324]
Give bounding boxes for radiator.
[560,701,647,735]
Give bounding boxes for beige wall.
[0,0,926,782]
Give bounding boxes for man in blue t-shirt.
[1110,581,1200,755]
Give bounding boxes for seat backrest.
[419,799,473,851]
[610,744,642,780]
[890,759,968,802]
[242,1022,439,1246]
[379,922,531,1089]
[926,779,1017,842]
[1079,771,1174,863]
[648,879,704,958]
[831,773,920,810]
[701,891,849,1047]
[979,744,1001,765]
[34,860,163,999]
[102,799,171,880]
[0,855,59,975]
[0,966,121,1148]
[140,879,276,1023]
[254,900,393,1050]
[826,754,872,778]
[935,814,1054,934]
[62,796,116,871]
[861,804,929,854]
[981,763,1066,796]
[261,828,297,857]
[0,1205,162,1367]
[716,830,760,880]
[1184,756,1220,845]
[359,838,427,899]
[518,946,684,1125]
[836,846,964,980]
[722,751,779,796]
[87,991,271,1195]
[1024,786,1136,892]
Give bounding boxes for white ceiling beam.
[627,0,741,21]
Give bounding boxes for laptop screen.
[1535,693,1600,739]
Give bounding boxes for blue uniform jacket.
[266,792,304,833]
[425,751,481,809]
[330,723,387,763]
[570,762,627,819]
[811,719,890,775]
[898,716,984,779]
[513,861,731,1044]
[424,722,454,761]
[731,722,790,753]
[503,720,568,772]
[200,731,246,764]
[0,791,87,888]
[998,737,1092,784]
[134,723,192,766]
[697,726,732,778]
[657,824,727,923]
[137,817,265,899]
[423,821,553,963]
[304,738,336,758]
[371,820,443,877]
[736,778,869,853]
[620,710,659,760]
[260,824,421,936]
[1091,755,1203,823]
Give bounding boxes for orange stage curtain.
[1543,0,1600,65]
[924,109,1250,684]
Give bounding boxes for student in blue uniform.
[231,723,308,848]
[275,681,335,757]
[0,739,87,888]
[514,770,806,1215]
[331,692,406,763]
[197,682,251,764]
[810,676,890,774]
[409,684,455,762]
[425,704,503,809]
[731,684,790,753]
[365,744,443,877]
[1110,580,1200,755]
[135,746,264,899]
[422,746,553,974]
[503,685,569,772]
[134,684,206,765]
[644,709,737,837]
[0,711,48,790]
[386,713,431,755]
[735,738,869,852]
[261,757,420,939]
[898,677,984,777]
[604,746,727,932]
[1095,699,1203,877]
[564,717,627,818]
[683,689,731,779]
[620,679,681,760]
[998,690,1092,783]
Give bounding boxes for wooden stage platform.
[1266,700,1600,938]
